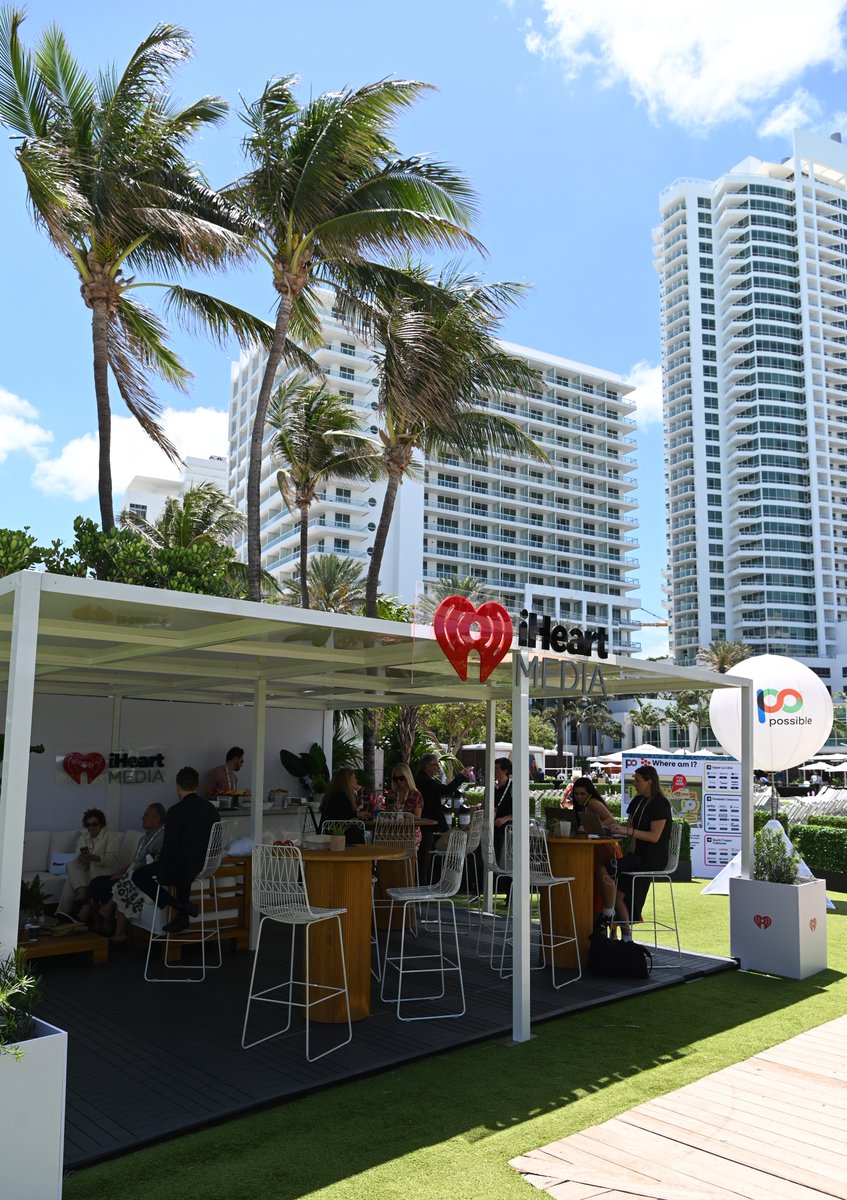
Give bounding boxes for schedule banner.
[620,753,742,879]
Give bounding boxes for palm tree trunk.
[299,503,309,608]
[91,304,114,532]
[365,469,401,619]
[247,300,292,602]
[363,469,402,785]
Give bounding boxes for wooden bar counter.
[301,844,405,1022]
[541,836,620,966]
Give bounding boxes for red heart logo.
[754,913,772,930]
[433,596,513,683]
[810,917,817,932]
[63,752,106,785]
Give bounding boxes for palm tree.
[363,265,548,618]
[627,698,666,740]
[416,573,492,621]
[267,376,379,607]
[229,76,481,601]
[278,553,367,613]
[697,640,750,673]
[664,690,711,751]
[0,13,274,531]
[119,482,244,548]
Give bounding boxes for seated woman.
[607,764,673,940]
[563,776,618,929]
[319,768,366,844]
[385,762,423,845]
[91,804,166,942]
[65,809,120,916]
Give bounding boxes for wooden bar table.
[541,836,621,967]
[301,844,405,1022]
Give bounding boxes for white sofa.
[23,829,144,908]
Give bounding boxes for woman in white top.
[64,808,120,914]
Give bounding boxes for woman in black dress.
[609,764,672,939]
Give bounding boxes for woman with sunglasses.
[386,763,423,844]
[64,808,120,916]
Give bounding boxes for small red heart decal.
[754,913,772,930]
[433,596,513,683]
[809,917,817,932]
[63,752,106,785]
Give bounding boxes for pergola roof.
[0,573,739,708]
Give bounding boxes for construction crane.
[637,607,669,627]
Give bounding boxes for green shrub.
[807,814,847,830]
[790,824,847,874]
[754,809,788,833]
[674,818,692,862]
[754,826,800,883]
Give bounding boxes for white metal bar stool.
[380,830,467,1021]
[622,821,682,964]
[427,808,484,930]
[144,820,225,983]
[241,845,351,1061]
[476,818,513,961]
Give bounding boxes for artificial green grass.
[64,884,847,1200]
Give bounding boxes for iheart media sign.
[433,596,513,683]
[432,596,610,692]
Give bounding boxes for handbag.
[587,930,652,979]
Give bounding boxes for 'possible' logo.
[757,687,803,725]
[433,596,514,683]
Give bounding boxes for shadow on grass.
[62,952,847,1200]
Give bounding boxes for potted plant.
[323,822,347,853]
[0,948,67,1198]
[20,876,48,932]
[729,824,827,979]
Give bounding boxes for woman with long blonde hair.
[386,762,423,843]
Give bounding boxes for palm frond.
[116,296,189,390]
[106,313,181,463]
[347,156,478,226]
[0,7,51,136]
[311,207,482,265]
[162,285,276,351]
[32,22,95,140]
[421,410,549,462]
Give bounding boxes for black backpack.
[587,931,652,979]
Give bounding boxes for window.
[336,487,351,501]
[340,342,355,356]
[334,512,350,527]
[339,365,355,381]
[128,503,147,519]
[333,538,350,553]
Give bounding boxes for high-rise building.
[656,129,847,688]
[229,292,641,654]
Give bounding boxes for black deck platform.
[36,920,734,1170]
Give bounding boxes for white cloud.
[626,360,663,428]
[0,386,53,463]
[526,1,847,132]
[35,406,227,502]
[758,88,823,138]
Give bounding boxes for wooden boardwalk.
[511,1013,847,1200]
[34,921,733,1171]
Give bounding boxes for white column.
[322,709,334,778]
[483,699,496,911]
[511,653,531,1043]
[739,678,755,878]
[106,693,123,830]
[250,678,267,948]
[0,572,41,955]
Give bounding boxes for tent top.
[0,573,744,710]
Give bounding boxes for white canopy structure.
[0,571,757,1044]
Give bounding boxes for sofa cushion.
[22,831,51,874]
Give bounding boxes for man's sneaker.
[593,913,612,935]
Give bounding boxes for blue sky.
[3,0,847,656]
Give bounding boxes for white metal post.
[483,699,496,912]
[322,708,334,778]
[739,677,754,878]
[250,678,267,948]
[0,572,41,955]
[106,692,123,831]
[511,653,531,1043]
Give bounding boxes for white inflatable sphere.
[708,654,833,772]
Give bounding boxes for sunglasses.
[84,821,101,829]
[392,775,406,782]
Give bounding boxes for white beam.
[484,700,496,912]
[250,678,267,949]
[511,652,531,1043]
[0,573,41,955]
[740,676,755,877]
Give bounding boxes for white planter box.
[0,1018,67,1198]
[730,876,827,980]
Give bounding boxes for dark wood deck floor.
[36,919,734,1171]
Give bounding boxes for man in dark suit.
[414,753,467,881]
[133,766,218,933]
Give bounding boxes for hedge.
[807,814,847,830]
[789,824,847,874]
